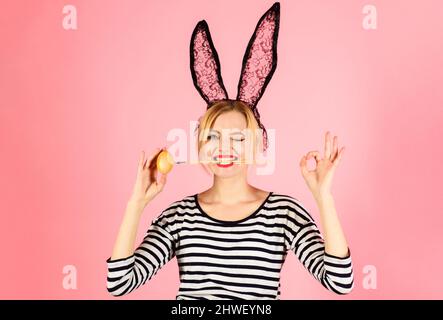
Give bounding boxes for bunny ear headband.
[190,2,280,151]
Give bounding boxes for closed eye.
[207,134,244,142]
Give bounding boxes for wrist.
[313,191,334,204]
[126,198,147,214]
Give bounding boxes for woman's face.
[199,111,255,178]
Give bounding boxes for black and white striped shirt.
[106,192,354,299]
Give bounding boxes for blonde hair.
[195,100,265,165]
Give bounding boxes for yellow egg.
[156,149,174,174]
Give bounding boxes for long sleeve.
[285,198,354,295]
[106,217,176,297]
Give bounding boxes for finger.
[303,151,321,174]
[333,147,345,167]
[324,131,332,159]
[144,148,161,170]
[157,173,167,190]
[149,164,158,184]
[138,150,145,172]
[306,151,321,163]
[331,136,338,161]
[299,155,309,176]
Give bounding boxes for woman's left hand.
[299,131,345,200]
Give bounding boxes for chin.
[209,163,247,177]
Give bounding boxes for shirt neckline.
[194,191,273,226]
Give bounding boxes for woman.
[107,2,354,299]
[106,100,353,299]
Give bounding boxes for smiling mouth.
[213,155,238,165]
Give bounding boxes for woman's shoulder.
[268,191,314,223]
[268,191,301,203]
[151,194,198,231]
[164,193,197,209]
[156,194,197,218]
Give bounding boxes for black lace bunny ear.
[190,20,229,105]
[236,2,280,109]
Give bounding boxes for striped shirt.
[106,192,354,299]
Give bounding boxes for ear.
[190,20,229,105]
[236,2,280,109]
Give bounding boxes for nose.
[218,135,233,154]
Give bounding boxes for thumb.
[157,173,167,190]
[299,155,309,177]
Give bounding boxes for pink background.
[1,0,442,299]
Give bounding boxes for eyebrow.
[209,129,245,135]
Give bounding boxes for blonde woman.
[107,3,353,299]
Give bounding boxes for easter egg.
[156,149,174,174]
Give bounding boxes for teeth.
[215,159,235,164]
[213,156,237,164]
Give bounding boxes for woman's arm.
[293,131,353,294]
[299,131,350,258]
[111,148,166,260]
[286,198,354,295]
[314,193,349,258]
[110,200,145,260]
[107,149,170,296]
[106,211,176,297]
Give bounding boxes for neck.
[208,171,253,204]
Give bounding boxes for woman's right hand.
[129,148,167,208]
